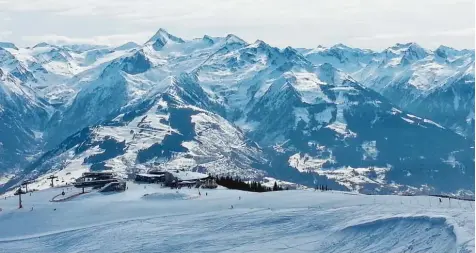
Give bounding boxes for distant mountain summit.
[146,28,186,50]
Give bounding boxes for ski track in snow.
[0,183,473,253]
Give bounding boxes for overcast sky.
[0,0,474,50]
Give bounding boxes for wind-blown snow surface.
[0,184,474,253]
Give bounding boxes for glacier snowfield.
[0,183,474,253]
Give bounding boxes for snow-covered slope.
[0,184,474,253]
[0,30,473,196]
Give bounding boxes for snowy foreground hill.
[0,184,474,253]
[0,29,474,195]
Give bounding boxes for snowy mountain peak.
[146,28,185,50]
[111,49,152,75]
[0,47,15,61]
[316,62,340,83]
[435,46,452,59]
[380,42,430,66]
[147,28,184,44]
[281,46,310,66]
[318,62,337,72]
[282,46,299,56]
[62,44,108,53]
[436,45,456,52]
[114,42,140,51]
[225,34,247,45]
[304,45,327,55]
[32,42,53,49]
[434,45,473,60]
[392,42,416,49]
[252,39,266,45]
[202,35,215,44]
[331,43,352,50]
[36,48,73,64]
[404,43,428,58]
[249,40,271,50]
[387,42,428,57]
[0,42,18,50]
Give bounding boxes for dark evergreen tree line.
[212,175,284,192]
[314,184,330,191]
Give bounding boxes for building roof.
[83,171,115,177]
[179,180,197,184]
[147,169,166,175]
[170,171,208,181]
[136,174,164,178]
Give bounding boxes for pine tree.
[273,182,278,191]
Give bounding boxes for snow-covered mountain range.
[0,29,474,195]
[301,43,475,137]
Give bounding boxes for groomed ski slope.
[0,183,473,253]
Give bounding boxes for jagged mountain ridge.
[0,30,473,195]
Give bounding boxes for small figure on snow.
[230,205,234,209]
[239,196,241,200]
[205,192,207,196]
[439,198,442,203]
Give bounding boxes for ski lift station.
[73,171,126,192]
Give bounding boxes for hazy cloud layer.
[0,0,474,49]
